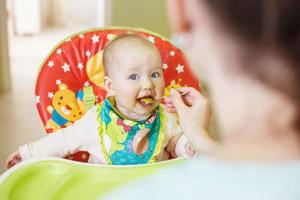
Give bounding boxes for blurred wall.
[111,0,171,38]
[42,0,99,28]
[13,0,42,34]
[0,0,11,92]
[64,0,98,27]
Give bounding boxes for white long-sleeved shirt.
[19,105,189,164]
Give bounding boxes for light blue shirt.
[104,157,300,200]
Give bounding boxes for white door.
[13,0,41,35]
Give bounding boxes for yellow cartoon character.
[105,112,128,155]
[164,79,184,97]
[86,50,105,87]
[45,84,85,131]
[86,34,117,87]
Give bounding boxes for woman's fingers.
[178,87,201,106]
[165,97,177,113]
[170,89,188,115]
[178,87,201,99]
[165,103,176,109]
[166,106,177,113]
[170,88,211,132]
[164,96,173,104]
[165,87,200,113]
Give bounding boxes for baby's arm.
[6,106,97,168]
[6,126,83,169]
[19,124,85,160]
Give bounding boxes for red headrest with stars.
[35,27,200,162]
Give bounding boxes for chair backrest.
[35,27,200,162]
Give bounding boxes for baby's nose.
[142,78,154,89]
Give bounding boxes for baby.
[6,35,195,168]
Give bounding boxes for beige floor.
[0,26,87,174]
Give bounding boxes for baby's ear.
[104,76,115,96]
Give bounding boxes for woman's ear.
[104,76,115,96]
[166,0,190,33]
[166,0,205,34]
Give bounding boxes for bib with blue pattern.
[97,98,165,165]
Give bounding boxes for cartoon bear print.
[45,83,85,132]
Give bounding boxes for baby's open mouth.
[138,96,156,106]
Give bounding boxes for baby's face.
[109,44,165,116]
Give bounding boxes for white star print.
[48,92,54,99]
[81,154,87,160]
[48,61,54,68]
[106,34,114,40]
[35,95,40,104]
[65,38,71,42]
[85,50,91,57]
[62,63,70,72]
[56,48,62,55]
[148,36,155,43]
[56,79,62,85]
[91,34,100,43]
[162,63,168,70]
[77,63,84,70]
[79,34,84,39]
[84,81,90,86]
[170,51,175,57]
[176,64,184,74]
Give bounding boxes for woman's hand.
[165,87,211,131]
[165,87,217,153]
[6,150,22,169]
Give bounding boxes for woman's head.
[167,0,300,136]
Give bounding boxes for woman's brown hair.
[204,0,300,129]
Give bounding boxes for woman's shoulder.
[104,157,300,200]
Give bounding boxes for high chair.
[35,27,200,162]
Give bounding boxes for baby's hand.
[185,143,197,157]
[6,150,22,169]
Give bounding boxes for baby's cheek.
[116,83,140,104]
[116,93,136,108]
[155,80,165,95]
[157,87,165,98]
[125,97,137,108]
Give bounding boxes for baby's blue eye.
[151,72,160,78]
[129,74,139,80]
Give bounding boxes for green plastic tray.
[0,158,184,200]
